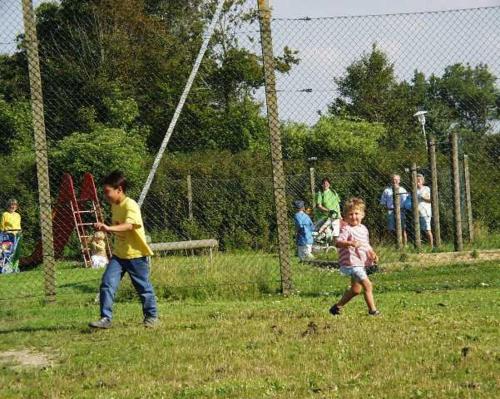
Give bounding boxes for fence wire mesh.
[0,0,499,301]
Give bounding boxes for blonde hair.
[93,231,105,240]
[343,197,366,216]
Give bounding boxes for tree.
[51,127,150,197]
[0,0,296,154]
[281,116,386,162]
[330,44,396,123]
[329,46,499,151]
[435,63,499,134]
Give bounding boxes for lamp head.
[413,110,427,126]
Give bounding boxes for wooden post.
[309,167,316,207]
[392,181,403,250]
[428,136,441,247]
[187,174,193,221]
[258,0,292,295]
[410,163,421,250]
[450,132,463,251]
[463,155,474,242]
[22,0,56,302]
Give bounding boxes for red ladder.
[71,173,111,268]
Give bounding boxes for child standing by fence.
[1,199,21,233]
[293,200,315,261]
[89,171,158,329]
[330,198,380,316]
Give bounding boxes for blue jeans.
[100,256,157,320]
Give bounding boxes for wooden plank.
[150,239,218,252]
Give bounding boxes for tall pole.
[187,174,193,221]
[22,0,56,301]
[138,0,226,207]
[450,132,463,251]
[463,155,474,242]
[258,0,292,294]
[422,124,428,151]
[309,167,316,207]
[410,163,422,250]
[428,136,441,247]
[392,182,403,250]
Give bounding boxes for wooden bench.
[149,239,219,261]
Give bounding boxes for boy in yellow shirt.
[1,199,21,233]
[89,171,158,329]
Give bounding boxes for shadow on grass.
[0,324,83,335]
[58,280,99,294]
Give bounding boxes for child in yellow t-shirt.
[1,199,21,234]
[89,171,157,329]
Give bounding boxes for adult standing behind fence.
[380,174,408,246]
[314,177,341,239]
[416,174,433,248]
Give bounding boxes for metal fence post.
[450,132,463,251]
[392,182,403,250]
[410,163,422,250]
[257,0,292,295]
[463,154,474,242]
[21,0,56,301]
[187,174,193,221]
[428,136,441,247]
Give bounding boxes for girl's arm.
[336,239,361,249]
[367,249,379,263]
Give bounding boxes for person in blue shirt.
[293,200,315,261]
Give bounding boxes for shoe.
[329,304,341,316]
[89,317,112,329]
[368,310,381,316]
[144,317,159,328]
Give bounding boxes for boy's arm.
[94,222,134,232]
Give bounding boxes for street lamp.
[307,157,318,207]
[414,110,428,150]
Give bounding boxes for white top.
[417,186,432,217]
[380,186,408,211]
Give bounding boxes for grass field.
[0,258,499,398]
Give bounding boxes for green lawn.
[0,260,499,398]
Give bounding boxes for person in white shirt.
[380,174,408,246]
[416,174,433,248]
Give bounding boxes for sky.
[1,0,499,125]
[256,1,500,124]
[271,0,500,18]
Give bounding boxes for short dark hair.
[103,170,128,192]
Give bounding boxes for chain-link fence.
[0,0,499,301]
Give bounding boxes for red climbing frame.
[21,173,109,267]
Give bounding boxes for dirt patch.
[0,349,54,369]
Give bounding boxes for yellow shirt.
[1,211,21,232]
[111,197,153,259]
